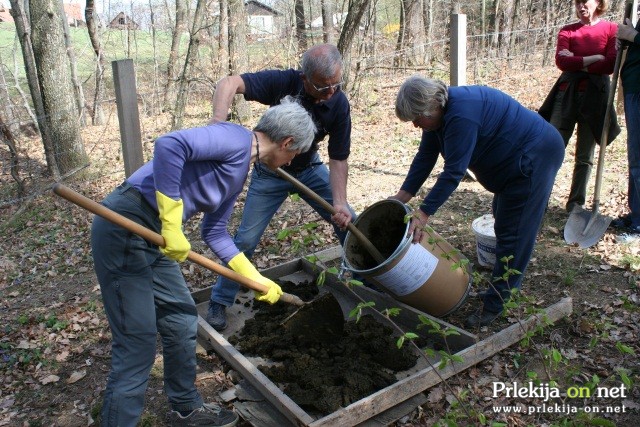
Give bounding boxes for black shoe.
[611,215,632,230]
[167,402,238,426]
[465,307,502,328]
[206,302,227,331]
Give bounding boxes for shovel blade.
[281,292,344,342]
[564,208,612,249]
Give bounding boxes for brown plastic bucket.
[343,199,471,317]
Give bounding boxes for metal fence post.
[450,10,467,87]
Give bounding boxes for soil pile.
[228,280,418,414]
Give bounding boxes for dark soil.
[228,280,418,415]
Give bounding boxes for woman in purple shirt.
[90,97,315,427]
[391,76,564,328]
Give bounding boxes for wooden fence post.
[450,8,467,87]
[112,59,143,177]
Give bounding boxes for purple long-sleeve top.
[127,122,252,263]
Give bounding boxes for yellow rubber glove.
[156,191,191,262]
[228,253,283,304]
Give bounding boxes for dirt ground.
[1,70,640,426]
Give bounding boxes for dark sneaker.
[206,302,227,331]
[465,307,502,328]
[167,403,238,427]
[611,215,632,230]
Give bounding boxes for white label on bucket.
[374,243,438,296]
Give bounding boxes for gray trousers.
[91,182,202,427]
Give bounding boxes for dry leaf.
[67,370,86,384]
[40,374,60,385]
[427,387,444,403]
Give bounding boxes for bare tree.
[29,0,88,176]
[218,0,230,76]
[321,0,334,44]
[1,112,24,195]
[86,0,106,125]
[228,0,250,121]
[395,0,419,67]
[337,0,372,85]
[295,0,307,51]
[164,0,187,110]
[172,0,207,129]
[8,0,60,180]
[59,1,86,126]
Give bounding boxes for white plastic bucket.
[471,214,496,268]
[342,200,471,317]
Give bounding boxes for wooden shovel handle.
[276,168,386,264]
[52,183,304,306]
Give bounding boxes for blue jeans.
[625,93,640,227]
[210,153,356,306]
[482,125,564,313]
[91,183,203,426]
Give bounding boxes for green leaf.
[615,342,636,355]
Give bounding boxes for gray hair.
[301,44,343,79]
[254,96,316,152]
[395,75,449,122]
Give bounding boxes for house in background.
[245,0,281,39]
[63,2,85,27]
[108,12,139,30]
[0,3,84,26]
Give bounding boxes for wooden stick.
[52,183,304,306]
[276,167,386,264]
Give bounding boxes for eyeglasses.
[309,80,344,93]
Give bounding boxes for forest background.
[1,0,640,426]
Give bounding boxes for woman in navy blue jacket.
[390,75,564,327]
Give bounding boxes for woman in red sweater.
[539,0,620,213]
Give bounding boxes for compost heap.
[229,280,419,414]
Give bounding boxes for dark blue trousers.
[483,125,564,312]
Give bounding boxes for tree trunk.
[337,0,372,86]
[8,0,60,180]
[172,0,206,130]
[30,0,88,176]
[321,0,334,44]
[295,0,307,52]
[85,0,105,125]
[218,0,230,76]
[0,112,25,195]
[507,0,520,59]
[164,0,187,110]
[422,0,434,63]
[59,0,86,126]
[0,50,19,136]
[491,0,502,48]
[228,0,250,122]
[149,0,160,117]
[395,0,418,67]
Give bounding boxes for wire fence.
[0,15,612,215]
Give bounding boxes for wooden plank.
[357,393,427,427]
[308,297,573,427]
[234,401,296,427]
[111,59,144,177]
[196,316,315,426]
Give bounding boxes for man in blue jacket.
[206,44,357,330]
